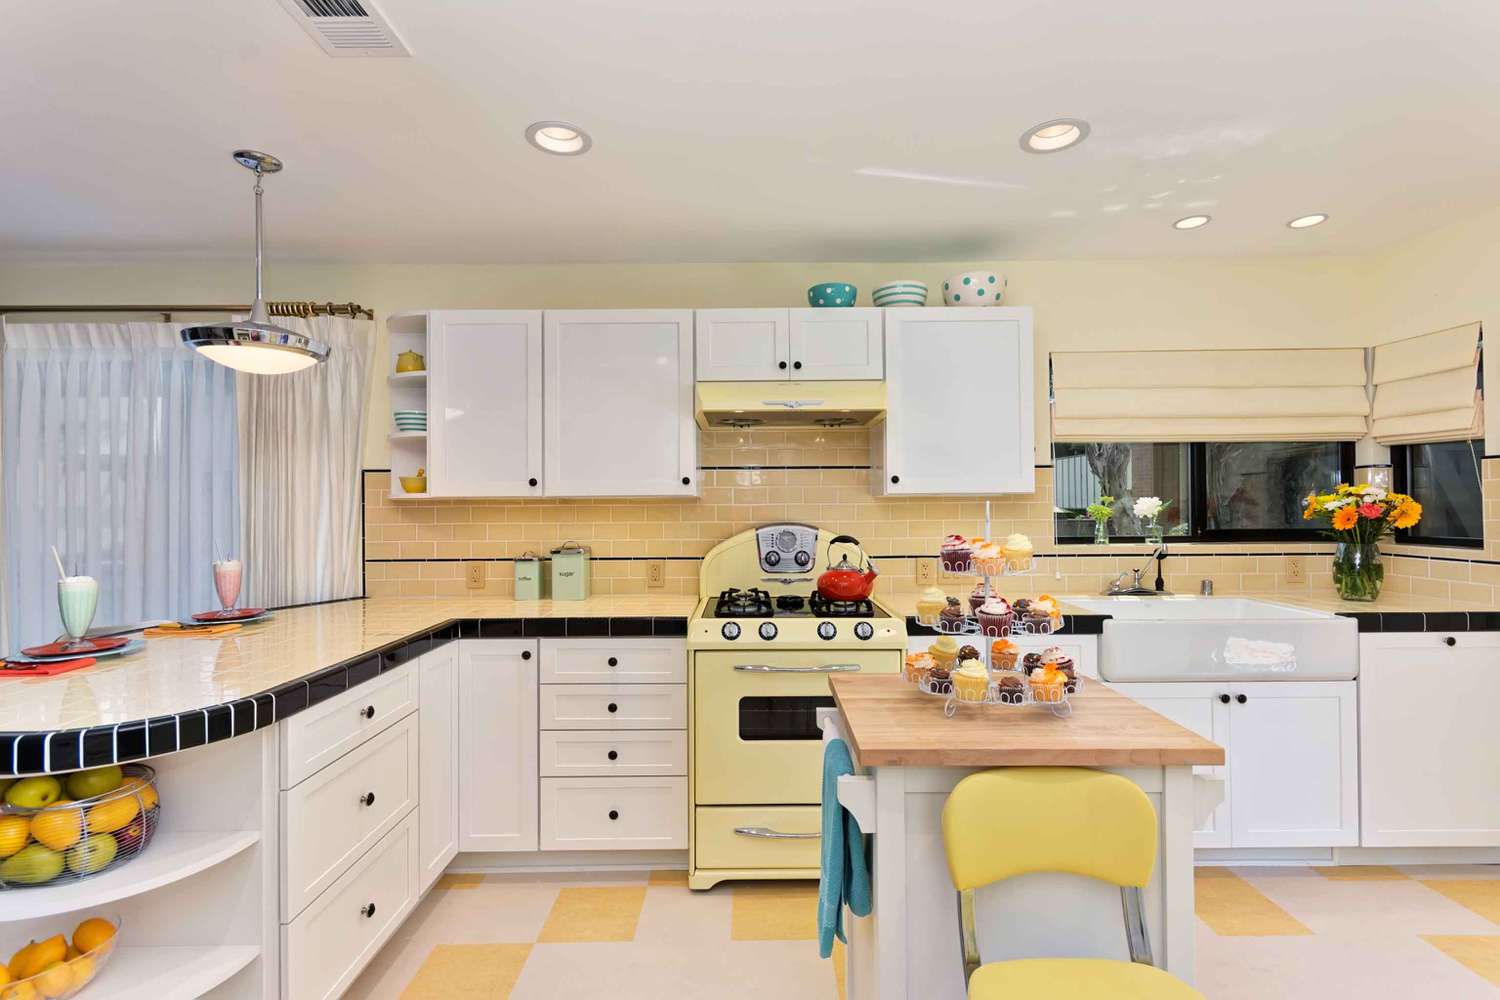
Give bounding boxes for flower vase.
[1332,542,1383,602]
[1093,520,1110,545]
[1145,519,1164,546]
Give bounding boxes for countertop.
[878,588,1499,621]
[830,674,1225,768]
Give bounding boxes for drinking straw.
[50,545,67,580]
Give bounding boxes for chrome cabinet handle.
[733,663,860,673]
[734,826,820,840]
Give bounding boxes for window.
[1392,440,1484,547]
[1054,441,1353,543]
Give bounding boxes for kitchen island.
[827,673,1223,1000]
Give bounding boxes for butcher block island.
[826,673,1223,1000]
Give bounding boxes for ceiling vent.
[276,0,410,57]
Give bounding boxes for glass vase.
[1093,520,1110,545]
[1145,519,1165,545]
[1332,542,1383,602]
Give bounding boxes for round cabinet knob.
[794,550,811,567]
[758,622,778,641]
[608,810,619,821]
[607,656,619,667]
[361,792,376,807]
[778,361,788,370]
[817,622,837,641]
[721,622,741,641]
[890,475,900,484]
[1219,694,1231,704]
[521,650,532,660]
[608,702,619,713]
[853,622,874,641]
[765,550,781,567]
[1445,636,1457,647]
[361,903,377,918]
[1236,694,1248,704]
[682,476,691,486]
[528,477,538,487]
[607,750,618,761]
[793,361,803,370]
[360,705,375,719]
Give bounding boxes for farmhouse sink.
[1069,596,1358,682]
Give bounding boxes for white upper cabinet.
[695,308,882,381]
[874,307,1034,495]
[544,310,698,497]
[427,310,543,497]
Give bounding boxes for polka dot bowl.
[941,271,1005,306]
[806,283,858,308]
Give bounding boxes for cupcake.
[1029,664,1067,703]
[940,534,973,573]
[939,597,968,630]
[957,644,980,663]
[1026,596,1060,631]
[995,672,1026,704]
[915,586,947,626]
[905,652,934,684]
[990,639,1019,670]
[927,664,953,695]
[1011,597,1034,619]
[1021,651,1044,675]
[975,595,1013,637]
[1041,649,1077,692]
[971,539,1007,577]
[968,582,992,614]
[1003,533,1034,571]
[929,635,960,670]
[953,659,988,702]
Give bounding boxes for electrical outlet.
[1286,557,1305,584]
[465,563,486,590]
[914,558,936,586]
[645,559,666,588]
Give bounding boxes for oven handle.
[733,663,861,673]
[734,826,821,840]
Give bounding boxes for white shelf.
[391,492,431,500]
[388,430,427,442]
[90,944,259,1000]
[0,830,259,921]
[387,371,427,387]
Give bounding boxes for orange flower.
[1391,499,1423,529]
[1301,493,1318,520]
[1331,506,1360,531]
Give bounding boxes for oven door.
[693,649,896,805]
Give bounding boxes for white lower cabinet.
[418,641,460,892]
[1360,632,1500,847]
[458,639,540,852]
[540,776,689,851]
[540,730,688,778]
[1109,682,1231,848]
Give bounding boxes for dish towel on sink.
[817,737,871,959]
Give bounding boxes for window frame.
[1390,439,1484,549]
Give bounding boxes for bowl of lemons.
[0,764,161,890]
[3,913,119,998]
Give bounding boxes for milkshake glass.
[58,576,99,649]
[213,559,243,616]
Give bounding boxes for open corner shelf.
[388,430,427,442]
[91,944,260,1000]
[387,371,427,387]
[390,492,431,500]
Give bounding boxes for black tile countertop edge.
[906,614,1109,637]
[0,614,689,776]
[1334,610,1500,633]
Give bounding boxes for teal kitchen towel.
[818,737,871,959]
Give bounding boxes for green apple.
[0,843,65,884]
[4,775,62,810]
[66,833,118,875]
[0,778,13,798]
[65,765,123,801]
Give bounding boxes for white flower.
[1133,496,1164,520]
[1362,487,1387,501]
[1326,497,1353,509]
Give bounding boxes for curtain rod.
[0,300,374,320]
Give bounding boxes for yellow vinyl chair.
[941,768,1205,999]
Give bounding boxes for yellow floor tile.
[1313,865,1409,881]
[648,869,690,886]
[401,943,531,999]
[538,886,648,943]
[435,873,486,890]
[1422,935,1500,987]
[832,937,846,1000]
[730,881,819,941]
[1422,880,1500,925]
[1195,869,1313,936]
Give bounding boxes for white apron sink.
[1069,596,1358,682]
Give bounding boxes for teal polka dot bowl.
[806,282,858,308]
[941,271,1005,306]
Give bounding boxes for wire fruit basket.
[0,764,160,890]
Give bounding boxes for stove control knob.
[817,622,837,641]
[794,550,811,567]
[853,621,874,641]
[721,622,741,641]
[764,550,781,567]
[758,622,778,641]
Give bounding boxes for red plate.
[191,607,268,622]
[21,636,129,658]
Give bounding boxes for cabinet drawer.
[540,638,686,684]
[540,684,686,730]
[695,806,821,870]
[283,811,418,1000]
[540,776,687,850]
[280,661,417,788]
[540,730,687,777]
[282,713,419,921]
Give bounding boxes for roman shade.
[1051,348,1370,442]
[1370,323,1483,445]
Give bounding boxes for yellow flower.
[1302,493,1318,520]
[1391,499,1423,529]
[1332,506,1360,531]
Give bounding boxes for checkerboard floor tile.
[346,866,1500,999]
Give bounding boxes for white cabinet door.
[876,308,1034,495]
[418,642,460,891]
[695,309,789,381]
[544,310,697,497]
[1360,633,1500,847]
[427,310,543,497]
[1108,682,1232,848]
[788,308,883,380]
[1227,681,1358,848]
[458,639,539,852]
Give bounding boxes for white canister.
[549,541,591,601]
[514,552,545,601]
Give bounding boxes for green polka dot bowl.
[806,282,858,308]
[941,271,1005,306]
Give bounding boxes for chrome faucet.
[1104,543,1171,596]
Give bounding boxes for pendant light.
[181,150,330,374]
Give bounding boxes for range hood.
[695,381,886,429]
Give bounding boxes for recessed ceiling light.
[1287,213,1328,229]
[525,121,592,156]
[1020,118,1090,153]
[1173,215,1211,230]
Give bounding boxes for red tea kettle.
[817,534,878,602]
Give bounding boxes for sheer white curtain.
[237,315,373,607]
[2,322,239,648]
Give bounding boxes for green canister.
[549,541,591,601]
[514,551,545,601]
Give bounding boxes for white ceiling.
[4,0,1500,263]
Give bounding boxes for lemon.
[85,795,138,835]
[31,961,71,1000]
[70,918,115,957]
[0,816,30,859]
[28,803,81,853]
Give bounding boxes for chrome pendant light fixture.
[181,150,330,374]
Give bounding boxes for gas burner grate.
[713,587,773,618]
[808,592,875,618]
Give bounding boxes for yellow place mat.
[144,622,243,638]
